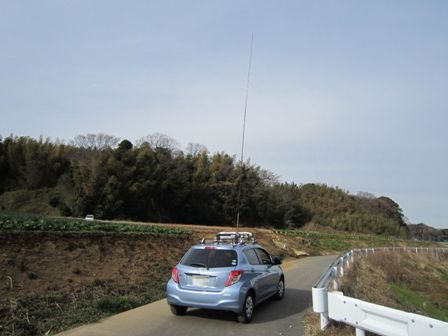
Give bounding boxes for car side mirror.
[273,256,282,265]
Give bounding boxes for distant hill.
[0,134,409,237]
[295,184,408,237]
[408,223,448,242]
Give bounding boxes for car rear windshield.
[181,248,238,268]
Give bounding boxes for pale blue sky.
[1,1,447,228]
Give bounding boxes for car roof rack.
[199,231,256,245]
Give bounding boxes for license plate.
[192,276,210,287]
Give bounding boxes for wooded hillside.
[0,134,408,236]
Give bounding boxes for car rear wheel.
[274,278,285,300]
[237,293,254,323]
[170,305,187,316]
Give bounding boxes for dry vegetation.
[0,231,193,335]
[343,250,448,321]
[304,313,356,336]
[305,250,448,336]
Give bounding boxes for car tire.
[274,278,285,300]
[170,305,187,316]
[237,293,255,323]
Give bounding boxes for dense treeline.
[0,134,408,235]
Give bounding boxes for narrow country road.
[58,256,335,336]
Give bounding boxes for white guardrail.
[312,247,448,336]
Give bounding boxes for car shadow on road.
[186,308,237,322]
[252,288,311,324]
[184,288,311,324]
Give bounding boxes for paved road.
[59,256,335,336]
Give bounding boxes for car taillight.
[226,270,243,287]
[172,266,179,283]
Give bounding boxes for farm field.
[0,213,190,235]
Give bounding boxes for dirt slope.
[0,232,193,335]
[0,227,305,335]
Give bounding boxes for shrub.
[96,296,139,314]
[368,251,406,283]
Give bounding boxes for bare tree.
[70,133,120,150]
[259,169,279,186]
[356,191,376,199]
[135,133,180,150]
[185,143,208,156]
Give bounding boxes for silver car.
[166,232,285,323]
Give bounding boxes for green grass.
[96,296,140,314]
[0,213,190,235]
[390,284,448,322]
[274,229,440,255]
[315,238,352,251]
[436,268,448,284]
[275,229,404,241]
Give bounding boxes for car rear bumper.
[166,279,246,313]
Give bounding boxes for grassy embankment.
[304,249,448,336]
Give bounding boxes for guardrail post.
[332,266,339,290]
[340,257,344,277]
[312,287,329,330]
[320,311,329,330]
[355,328,366,336]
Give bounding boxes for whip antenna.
[236,33,254,232]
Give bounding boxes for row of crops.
[274,229,401,241]
[0,213,191,235]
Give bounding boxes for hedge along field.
[0,213,191,236]
[273,229,400,241]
